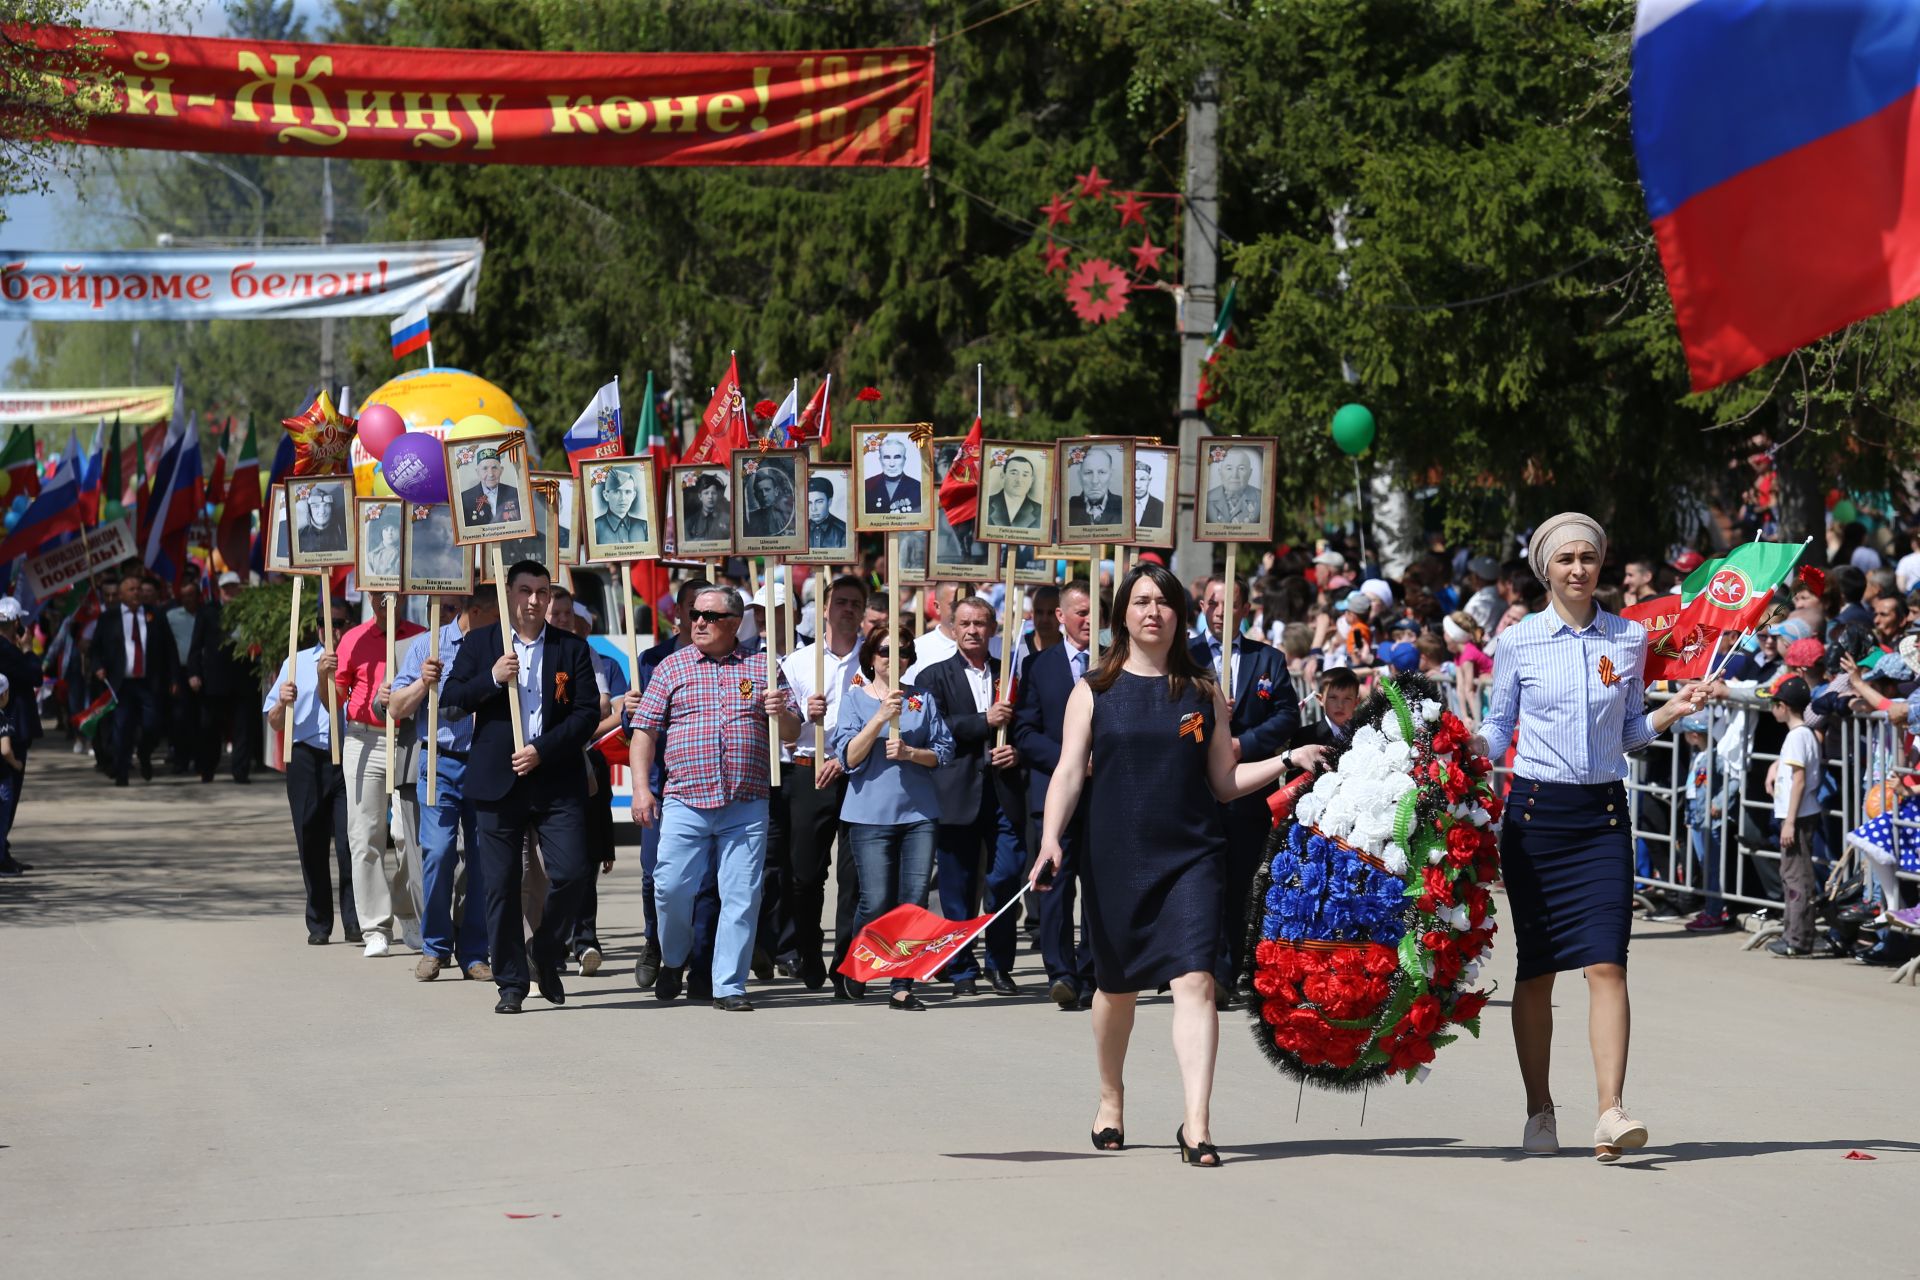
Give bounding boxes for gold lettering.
[599,95,645,134]
[402,92,461,149]
[457,93,503,151]
[123,77,177,117]
[345,89,400,131]
[705,93,744,133]
[649,96,697,133]
[232,51,347,146]
[547,95,598,134]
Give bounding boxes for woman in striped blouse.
[1477,513,1709,1163]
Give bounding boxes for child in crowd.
[1766,678,1824,957]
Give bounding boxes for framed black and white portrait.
[356,498,404,592]
[672,464,734,559]
[732,449,808,556]
[1129,444,1178,546]
[853,426,935,533]
[794,465,855,566]
[444,432,534,545]
[581,457,660,563]
[1055,437,1135,544]
[535,470,581,566]
[286,477,357,570]
[978,442,1052,546]
[1195,436,1276,543]
[401,502,473,595]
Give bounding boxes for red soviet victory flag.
[837,902,999,985]
[1620,595,1719,682]
[938,416,984,526]
[682,354,750,466]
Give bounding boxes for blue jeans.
[0,759,22,861]
[848,819,937,993]
[655,797,768,998]
[1687,824,1726,915]
[642,808,721,977]
[416,752,486,968]
[935,793,1026,981]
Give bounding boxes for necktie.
[131,610,145,678]
[1071,650,1086,681]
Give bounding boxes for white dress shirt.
[904,627,958,683]
[782,637,861,761]
[500,627,546,743]
[121,606,149,676]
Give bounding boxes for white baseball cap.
[218,571,242,588]
[0,598,24,623]
[751,582,787,611]
[1311,550,1347,570]
[571,601,593,622]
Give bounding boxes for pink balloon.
[383,432,447,504]
[358,403,408,461]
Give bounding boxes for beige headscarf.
[1527,512,1607,583]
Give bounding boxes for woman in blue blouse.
[1477,513,1709,1163]
[832,625,955,1010]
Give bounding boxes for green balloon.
[1330,402,1376,455]
[1831,498,1859,525]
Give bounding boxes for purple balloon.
[383,433,447,504]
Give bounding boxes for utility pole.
[318,157,335,390]
[1170,66,1220,589]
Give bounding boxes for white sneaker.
[1522,1105,1559,1155]
[1594,1105,1648,1162]
[71,740,86,755]
[398,916,423,952]
[362,932,390,958]
[579,945,602,976]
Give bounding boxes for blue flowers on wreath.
[1262,824,1407,947]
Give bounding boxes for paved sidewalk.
[3,751,1915,1278]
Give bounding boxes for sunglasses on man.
[689,608,741,624]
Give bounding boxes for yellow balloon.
[369,468,396,499]
[449,414,503,441]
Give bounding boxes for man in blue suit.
[442,560,602,1015]
[1192,576,1307,1005]
[1012,580,1098,1009]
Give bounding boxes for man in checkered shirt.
[625,585,801,1011]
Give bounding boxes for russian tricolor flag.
[1635,1,1920,391]
[390,306,431,361]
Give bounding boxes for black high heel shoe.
[1090,1127,1125,1151]
[1176,1124,1221,1167]
[889,992,926,1011]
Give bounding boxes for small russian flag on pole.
[390,306,431,361]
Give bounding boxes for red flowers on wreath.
[1431,711,1469,756]
[1445,823,1481,866]
[1417,864,1457,913]
[1451,990,1491,1024]
[1482,790,1504,822]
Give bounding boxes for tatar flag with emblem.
[836,902,1000,985]
[938,416,984,526]
[1673,540,1807,635]
[1620,595,1720,682]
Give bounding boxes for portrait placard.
[732,448,808,556]
[1194,436,1276,543]
[895,529,929,585]
[925,435,991,575]
[931,526,1000,583]
[671,463,734,559]
[580,456,660,563]
[285,477,357,570]
[794,464,855,565]
[1128,444,1178,547]
[853,425,935,533]
[1055,437,1135,544]
[977,441,1052,546]
[478,479,560,581]
[355,498,404,592]
[444,431,535,545]
[265,483,295,573]
[401,502,474,595]
[534,470,581,566]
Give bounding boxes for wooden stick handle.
[321,582,340,766]
[766,558,782,788]
[283,575,301,765]
[426,597,441,808]
[888,535,901,740]
[384,594,397,795]
[619,565,640,702]
[996,549,1018,749]
[492,544,526,753]
[1089,547,1103,668]
[813,568,826,763]
[1223,543,1238,697]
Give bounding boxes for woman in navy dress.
[1032,562,1309,1167]
[1477,513,1710,1162]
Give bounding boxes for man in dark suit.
[924,596,1028,996]
[90,574,176,786]
[1191,576,1313,1004]
[1066,445,1123,527]
[441,559,601,1014]
[459,449,521,527]
[805,476,847,549]
[1131,457,1165,533]
[863,435,922,514]
[1012,579,1098,1009]
[186,572,258,783]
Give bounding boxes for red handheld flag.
[1620,595,1720,683]
[836,902,999,986]
[938,416,984,526]
[591,723,630,768]
[683,355,749,465]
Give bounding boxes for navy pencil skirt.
[1501,778,1633,982]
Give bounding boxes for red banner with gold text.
[9,26,933,168]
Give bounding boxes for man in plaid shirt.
[626,585,801,1011]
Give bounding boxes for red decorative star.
[1039,239,1071,275]
[1076,165,1112,202]
[1113,190,1147,227]
[1064,258,1131,325]
[1129,233,1167,275]
[1040,192,1074,228]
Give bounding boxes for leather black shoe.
[831,975,867,1001]
[890,992,927,1011]
[1077,988,1095,1011]
[654,963,684,1002]
[536,965,566,1005]
[751,947,774,981]
[495,994,523,1014]
[344,929,364,944]
[712,995,754,1012]
[801,955,827,990]
[986,970,1019,996]
[1050,978,1078,1010]
[687,973,714,1002]
[951,978,978,996]
[306,933,329,945]
[635,940,661,990]
[139,757,153,781]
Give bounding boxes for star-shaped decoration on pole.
[1039,239,1071,275]
[281,389,357,476]
[1076,165,1113,203]
[1064,258,1131,325]
[1113,190,1147,227]
[1129,233,1167,275]
[1040,192,1074,228]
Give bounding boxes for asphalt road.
[3,750,1914,1278]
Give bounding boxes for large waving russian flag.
[1633,1,1920,391]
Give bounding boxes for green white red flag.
[1673,539,1808,636]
